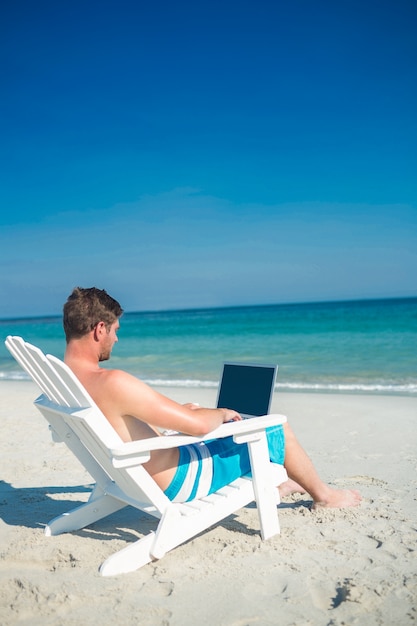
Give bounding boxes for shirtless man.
[63,287,361,508]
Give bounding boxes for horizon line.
[1,293,416,324]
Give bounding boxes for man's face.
[99,320,120,362]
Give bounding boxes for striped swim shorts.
[164,424,285,503]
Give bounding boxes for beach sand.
[0,380,416,625]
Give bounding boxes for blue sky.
[1,0,416,318]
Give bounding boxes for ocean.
[0,297,416,396]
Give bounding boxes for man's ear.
[93,321,105,341]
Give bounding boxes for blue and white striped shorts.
[164,424,285,503]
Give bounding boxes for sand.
[0,380,416,625]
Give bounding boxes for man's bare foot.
[279,478,307,498]
[312,488,362,509]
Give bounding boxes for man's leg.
[282,422,361,508]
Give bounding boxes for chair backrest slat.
[47,354,95,407]
[5,336,83,406]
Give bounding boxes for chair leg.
[246,435,281,540]
[99,532,156,576]
[45,494,127,536]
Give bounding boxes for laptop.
[216,362,278,419]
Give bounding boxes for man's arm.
[103,368,241,437]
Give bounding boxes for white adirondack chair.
[5,335,288,576]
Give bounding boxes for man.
[63,287,361,508]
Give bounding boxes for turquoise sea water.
[0,297,416,395]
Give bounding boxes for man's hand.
[183,403,242,424]
[221,408,242,422]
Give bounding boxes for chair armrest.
[110,413,287,468]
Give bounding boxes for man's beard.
[99,350,111,362]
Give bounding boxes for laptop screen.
[216,362,278,417]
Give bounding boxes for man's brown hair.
[63,287,124,342]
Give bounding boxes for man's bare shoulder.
[98,366,167,426]
[101,366,141,383]
[100,367,151,394]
